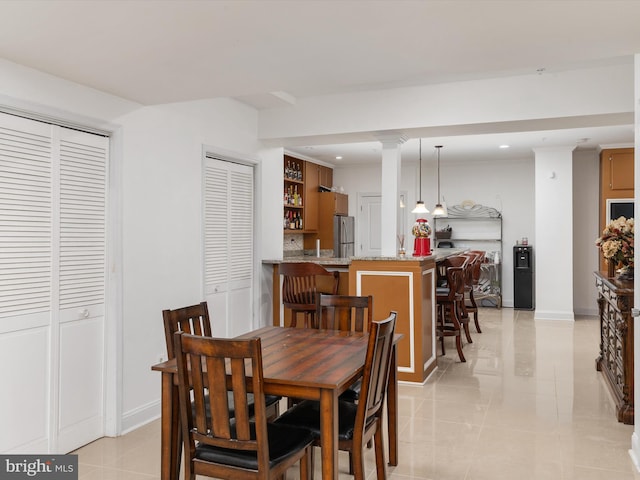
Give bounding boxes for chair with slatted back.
[162,302,281,419]
[174,332,315,480]
[315,294,372,402]
[162,302,282,479]
[287,294,372,409]
[314,293,374,472]
[275,312,397,480]
[316,294,372,332]
[280,262,340,328]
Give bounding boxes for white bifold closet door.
[203,157,253,337]
[0,112,108,454]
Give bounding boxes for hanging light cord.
[418,139,422,201]
[436,145,442,202]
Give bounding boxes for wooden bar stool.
[280,262,339,328]
[463,251,485,333]
[436,265,466,362]
[440,255,472,343]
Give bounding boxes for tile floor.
[74,308,640,479]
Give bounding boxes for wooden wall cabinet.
[313,192,349,250]
[318,165,333,189]
[594,271,634,424]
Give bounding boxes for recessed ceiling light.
[499,145,510,149]
[335,156,343,160]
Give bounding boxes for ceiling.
[0,0,638,165]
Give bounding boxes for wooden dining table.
[151,325,399,480]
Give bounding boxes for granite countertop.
[262,248,466,265]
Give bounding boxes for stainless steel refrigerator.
[333,215,355,258]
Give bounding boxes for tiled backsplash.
[284,233,304,253]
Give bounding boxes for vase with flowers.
[595,216,634,280]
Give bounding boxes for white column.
[630,52,640,472]
[378,134,407,256]
[533,146,575,321]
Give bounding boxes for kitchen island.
[263,249,464,383]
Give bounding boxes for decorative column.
[533,146,575,321]
[377,133,407,256]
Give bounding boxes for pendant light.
[432,145,448,217]
[411,138,429,214]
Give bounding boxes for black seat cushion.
[194,421,314,469]
[436,287,450,295]
[275,399,374,441]
[339,378,361,402]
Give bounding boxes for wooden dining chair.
[174,332,315,480]
[280,262,340,328]
[315,293,373,402]
[162,302,281,419]
[315,293,373,332]
[162,302,211,360]
[162,302,282,480]
[275,312,397,480]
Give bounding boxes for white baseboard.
[120,400,160,435]
[534,310,575,321]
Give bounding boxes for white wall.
[573,149,600,316]
[534,147,576,321]
[114,99,262,430]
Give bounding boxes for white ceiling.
[1,0,638,164]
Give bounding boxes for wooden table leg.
[387,344,398,466]
[160,372,181,480]
[319,389,339,480]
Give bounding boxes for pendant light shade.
[412,139,430,214]
[432,145,448,217]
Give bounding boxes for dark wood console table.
[594,271,634,424]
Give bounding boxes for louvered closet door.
[204,158,253,337]
[0,114,53,454]
[0,112,107,454]
[56,127,107,453]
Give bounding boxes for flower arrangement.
[596,216,634,269]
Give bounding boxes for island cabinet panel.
[594,271,634,424]
[349,258,436,383]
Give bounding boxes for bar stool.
[439,255,472,343]
[436,265,466,362]
[280,262,339,328]
[463,251,484,333]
